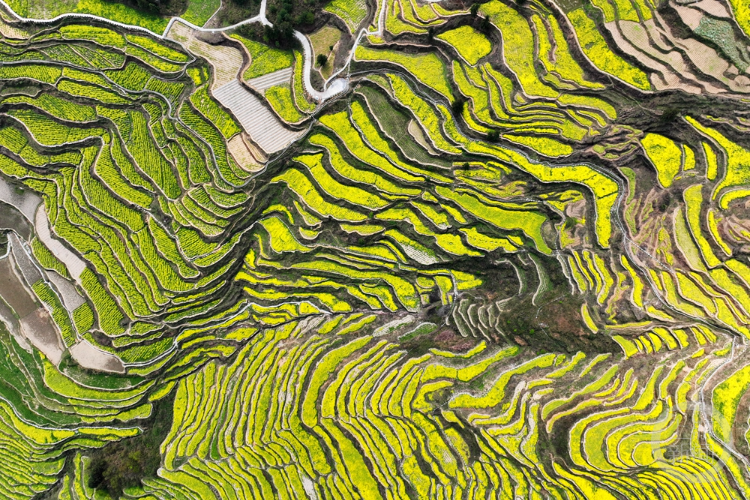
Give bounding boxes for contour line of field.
[0,0,742,410]
[0,0,349,103]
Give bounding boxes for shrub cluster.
[233,0,329,48]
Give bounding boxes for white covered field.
[213,80,304,154]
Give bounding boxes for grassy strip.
[436,26,491,65]
[190,86,241,139]
[231,34,294,80]
[265,84,307,123]
[182,0,221,26]
[356,46,454,101]
[325,0,367,32]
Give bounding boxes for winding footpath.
[0,0,349,102]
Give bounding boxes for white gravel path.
[294,31,349,101]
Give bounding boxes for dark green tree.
[452,98,466,115]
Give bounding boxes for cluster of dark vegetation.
[217,0,262,28]
[266,0,328,30]
[86,392,175,498]
[261,22,299,49]
[451,97,466,115]
[225,0,329,47]
[235,21,298,50]
[113,0,187,16]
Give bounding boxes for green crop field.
[0,0,748,498]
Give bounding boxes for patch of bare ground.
[0,202,31,239]
[309,25,342,80]
[695,0,732,18]
[665,6,750,92]
[0,14,28,39]
[47,270,85,311]
[19,308,64,365]
[0,295,28,350]
[166,21,244,89]
[227,134,265,171]
[10,234,41,285]
[408,119,439,155]
[70,339,125,374]
[0,245,65,364]
[0,256,36,318]
[607,21,707,94]
[0,174,41,222]
[431,328,481,353]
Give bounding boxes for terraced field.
[1,0,750,498]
